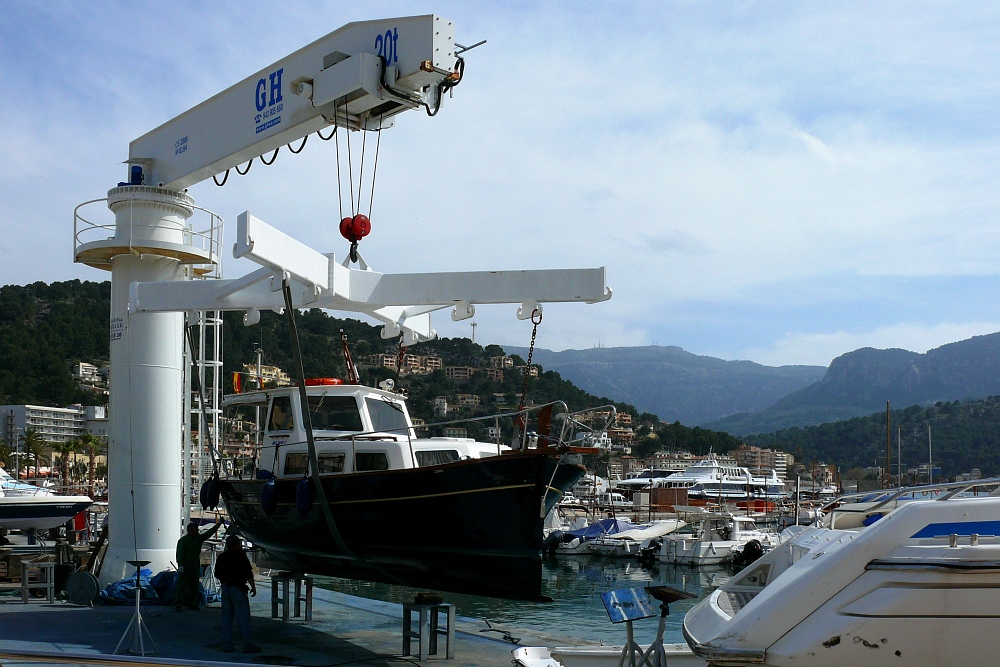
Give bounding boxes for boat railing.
[816,477,1000,525]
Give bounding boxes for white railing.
[73,198,224,268]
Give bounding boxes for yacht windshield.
[366,397,409,434]
[308,395,363,432]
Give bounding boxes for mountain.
[746,396,1000,478]
[502,345,826,426]
[708,333,1000,435]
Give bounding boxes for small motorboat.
[0,488,94,532]
[660,514,779,566]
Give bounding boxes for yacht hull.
[221,450,584,599]
[0,496,93,531]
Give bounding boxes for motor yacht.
[219,382,589,600]
[661,513,779,566]
[682,479,1000,666]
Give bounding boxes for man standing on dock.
[215,533,260,653]
[175,516,221,611]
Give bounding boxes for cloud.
[3,2,1000,367]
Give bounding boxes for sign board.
[600,588,657,624]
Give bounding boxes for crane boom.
[129,15,456,189]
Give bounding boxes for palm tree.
[19,428,46,479]
[53,440,79,493]
[78,433,107,499]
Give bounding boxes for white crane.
[74,15,611,584]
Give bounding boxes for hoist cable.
[357,118,368,215]
[368,114,383,219]
[344,101,355,215]
[260,148,279,165]
[235,159,253,175]
[334,102,343,220]
[212,169,230,187]
[287,136,308,154]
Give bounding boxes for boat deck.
[0,575,585,666]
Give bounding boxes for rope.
[287,136,308,154]
[318,126,336,141]
[235,159,253,175]
[212,169,230,187]
[345,101,355,214]
[334,103,343,220]
[368,114,383,218]
[357,118,368,214]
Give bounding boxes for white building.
[1,404,108,445]
[72,362,103,384]
[433,397,449,417]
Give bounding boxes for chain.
[395,337,406,387]
[515,309,543,434]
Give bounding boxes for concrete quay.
[0,577,584,667]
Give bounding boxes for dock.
[0,576,584,667]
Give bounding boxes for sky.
[2,2,1000,367]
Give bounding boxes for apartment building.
[1,404,108,445]
[444,366,475,382]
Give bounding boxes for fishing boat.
[682,479,1000,666]
[218,382,589,600]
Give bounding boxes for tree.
[19,428,46,479]
[77,433,107,499]
[53,439,79,492]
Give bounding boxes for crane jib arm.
[129,15,456,190]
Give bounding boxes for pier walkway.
[0,577,583,666]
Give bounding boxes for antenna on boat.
[340,330,360,385]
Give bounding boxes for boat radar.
[74,15,612,585]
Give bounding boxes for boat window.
[308,395,363,432]
[366,397,409,434]
[268,396,294,432]
[416,450,460,467]
[284,452,345,475]
[355,451,389,471]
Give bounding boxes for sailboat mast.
[885,401,891,489]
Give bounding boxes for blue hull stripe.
[911,521,1000,538]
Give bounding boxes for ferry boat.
[682,479,1000,666]
[218,382,587,600]
[633,458,786,502]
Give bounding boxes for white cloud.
[2,2,1000,367]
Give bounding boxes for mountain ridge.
[708,332,1000,435]
[503,344,826,425]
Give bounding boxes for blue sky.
[2,2,1000,367]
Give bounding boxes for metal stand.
[616,619,645,667]
[114,560,157,656]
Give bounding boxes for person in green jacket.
[175,516,221,611]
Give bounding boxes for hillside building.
[490,356,514,369]
[732,444,791,480]
[432,397,449,417]
[444,366,475,382]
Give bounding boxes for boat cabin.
[222,383,509,479]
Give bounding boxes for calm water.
[316,556,731,645]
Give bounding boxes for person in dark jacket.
[175,517,221,610]
[215,534,260,653]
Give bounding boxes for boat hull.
[221,451,584,600]
[0,496,93,531]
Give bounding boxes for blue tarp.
[99,568,220,605]
[565,518,636,540]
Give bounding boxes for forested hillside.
[746,396,1000,478]
[0,280,743,452]
[0,281,111,405]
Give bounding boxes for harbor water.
[317,556,731,645]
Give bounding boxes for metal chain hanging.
[515,309,543,438]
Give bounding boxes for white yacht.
[660,513,778,566]
[0,467,55,497]
[0,487,94,532]
[654,458,785,502]
[683,479,1000,666]
[614,467,679,491]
